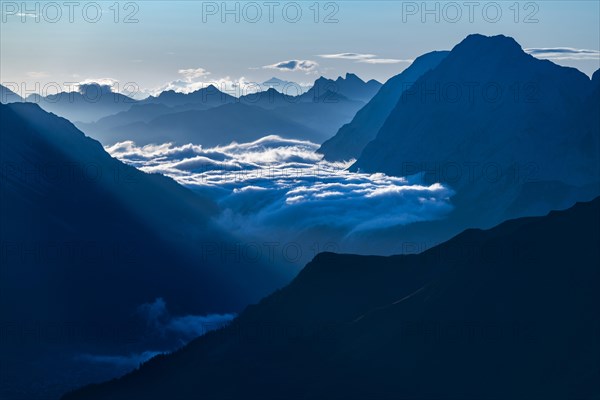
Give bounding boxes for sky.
[1,1,599,98]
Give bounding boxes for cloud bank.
[107,136,455,260]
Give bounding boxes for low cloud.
[107,136,455,260]
[525,47,600,61]
[138,298,236,341]
[263,60,318,72]
[77,298,236,370]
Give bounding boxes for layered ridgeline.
[0,103,291,399]
[346,34,600,239]
[79,102,324,146]
[64,197,600,400]
[77,75,380,146]
[318,51,449,161]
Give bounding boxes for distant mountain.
[87,102,323,146]
[25,84,137,123]
[140,84,236,108]
[264,88,366,142]
[0,103,290,399]
[63,197,600,400]
[0,83,23,103]
[301,73,382,103]
[261,77,309,94]
[75,102,215,139]
[80,81,365,146]
[239,87,298,109]
[351,34,600,233]
[318,51,449,161]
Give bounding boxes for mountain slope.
[318,51,449,161]
[0,103,290,399]
[64,197,600,399]
[351,34,599,231]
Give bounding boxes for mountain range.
[63,197,600,400]
[23,75,380,146]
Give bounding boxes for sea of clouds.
[106,135,455,263]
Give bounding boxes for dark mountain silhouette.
[350,34,600,240]
[63,197,600,400]
[25,83,138,123]
[0,83,23,103]
[140,84,236,108]
[86,102,323,146]
[0,103,291,399]
[318,51,449,161]
[301,73,382,103]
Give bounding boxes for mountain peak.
[344,72,364,82]
[314,76,332,84]
[203,84,220,92]
[453,34,523,58]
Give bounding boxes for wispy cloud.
[263,60,318,72]
[318,53,412,64]
[77,298,236,370]
[359,58,412,64]
[318,53,376,60]
[27,71,49,78]
[178,67,211,80]
[525,47,600,61]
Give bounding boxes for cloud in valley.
[107,136,455,257]
[77,298,236,370]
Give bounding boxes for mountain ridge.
[62,196,600,399]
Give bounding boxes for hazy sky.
[1,1,599,97]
